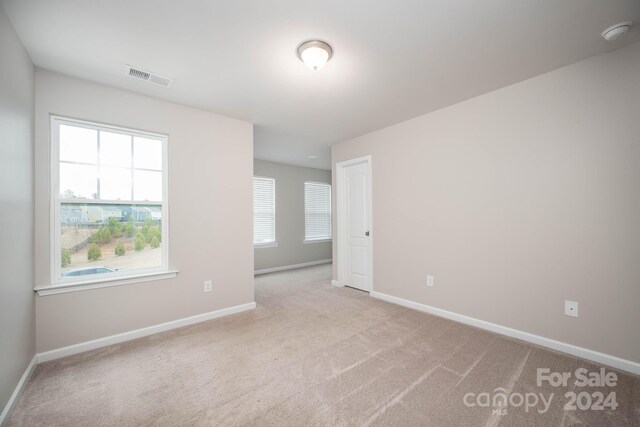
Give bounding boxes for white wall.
[254,160,331,271]
[34,70,254,353]
[332,41,640,364]
[0,2,35,417]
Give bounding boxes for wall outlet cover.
[204,280,213,293]
[565,300,578,317]
[427,275,434,287]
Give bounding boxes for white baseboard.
[37,302,256,363]
[254,259,331,275]
[370,291,640,375]
[0,354,37,426]
[331,280,343,287]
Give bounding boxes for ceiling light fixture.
[297,40,333,71]
[307,155,317,159]
[601,22,633,41]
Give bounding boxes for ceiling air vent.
[126,65,174,88]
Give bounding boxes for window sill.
[254,242,279,249]
[304,238,332,244]
[35,270,179,296]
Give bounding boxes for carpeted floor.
[8,264,640,426]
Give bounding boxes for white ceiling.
[3,0,639,170]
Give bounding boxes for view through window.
[53,117,167,282]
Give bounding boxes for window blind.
[305,182,332,241]
[253,177,276,244]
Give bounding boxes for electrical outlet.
[426,275,434,287]
[203,280,212,293]
[565,300,578,317]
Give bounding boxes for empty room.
[1,1,639,426]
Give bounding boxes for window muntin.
[304,181,332,241]
[52,117,168,284]
[253,177,276,245]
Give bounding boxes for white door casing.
[336,155,372,292]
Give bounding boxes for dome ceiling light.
[601,22,633,41]
[297,40,333,71]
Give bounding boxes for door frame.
[335,155,373,292]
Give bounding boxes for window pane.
[134,170,162,201]
[100,166,132,200]
[100,131,131,167]
[134,137,162,170]
[59,125,97,164]
[60,163,97,199]
[305,182,332,240]
[55,118,167,282]
[253,177,275,244]
[60,202,162,277]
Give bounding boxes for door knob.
[365,231,370,236]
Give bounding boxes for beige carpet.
[8,264,639,426]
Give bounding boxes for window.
[253,176,276,246]
[52,117,168,285]
[304,181,332,241]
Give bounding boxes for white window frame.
[253,176,277,248]
[304,181,332,243]
[48,116,172,290]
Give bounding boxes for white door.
[344,160,371,291]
